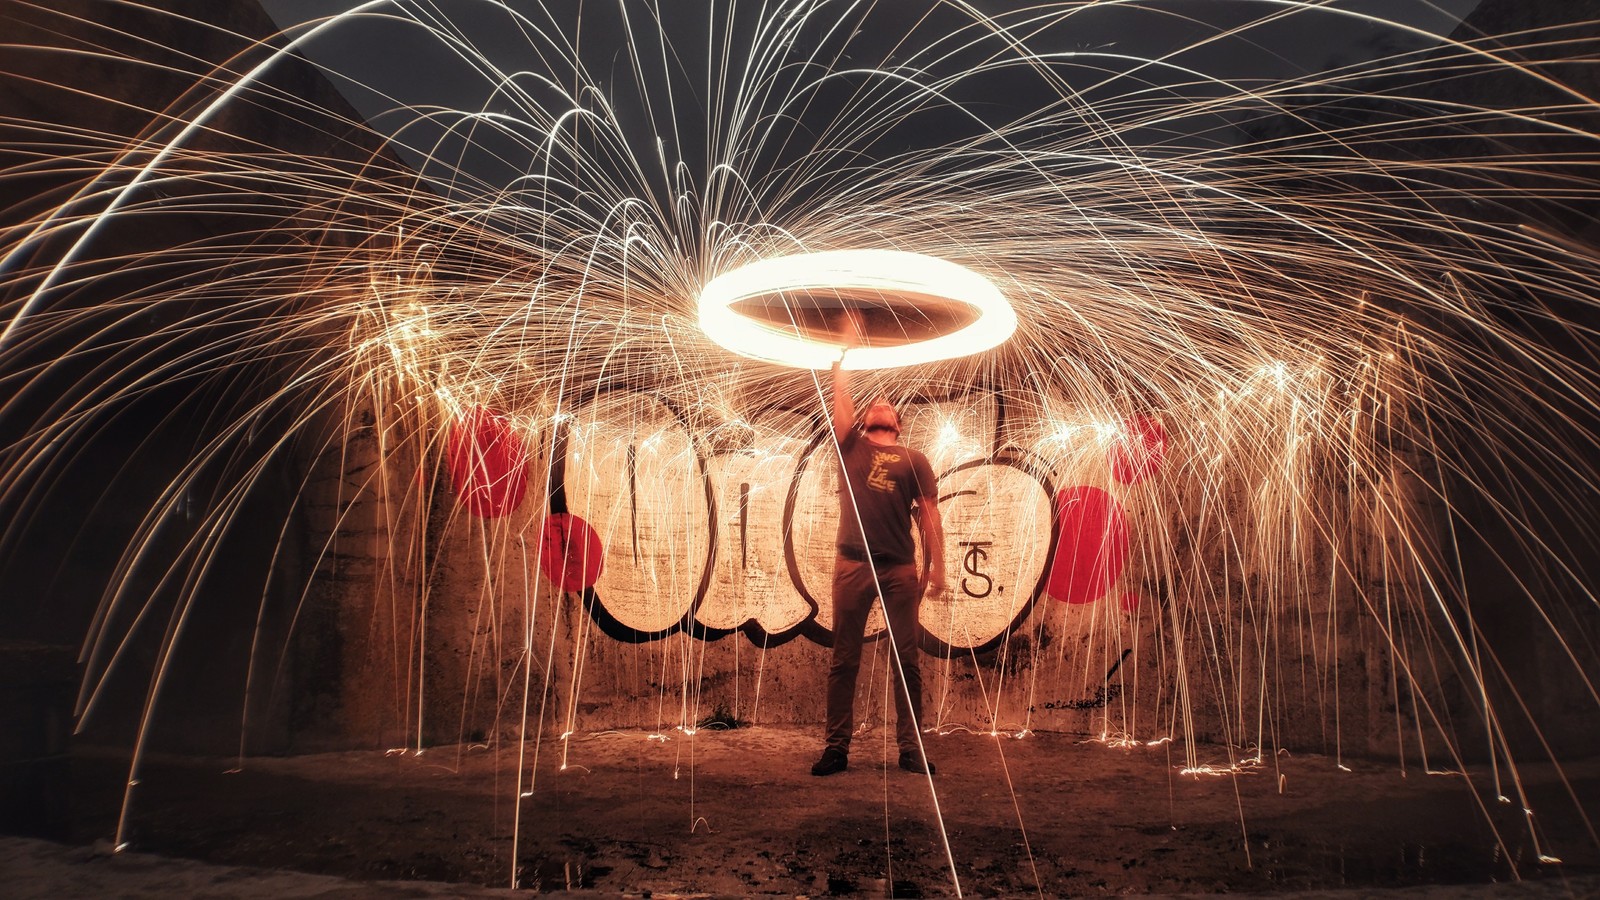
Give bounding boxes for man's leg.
[824,556,874,754]
[881,563,928,761]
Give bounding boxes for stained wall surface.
[0,0,1594,779]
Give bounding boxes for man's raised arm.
[831,310,863,442]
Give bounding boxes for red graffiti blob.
[1047,486,1129,605]
[446,406,530,517]
[539,513,604,592]
[1108,415,1166,485]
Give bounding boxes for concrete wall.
[0,0,425,758]
[1,0,1593,777]
[299,385,1485,765]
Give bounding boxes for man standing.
[812,312,946,777]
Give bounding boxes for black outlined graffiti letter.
[958,539,994,598]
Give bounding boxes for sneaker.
[811,747,849,776]
[898,750,936,775]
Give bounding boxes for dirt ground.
[14,726,1600,897]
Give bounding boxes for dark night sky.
[253,0,1485,195]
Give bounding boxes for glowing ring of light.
[697,249,1016,370]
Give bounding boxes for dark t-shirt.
[835,428,938,566]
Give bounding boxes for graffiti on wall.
[444,391,1164,653]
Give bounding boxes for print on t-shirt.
[868,449,899,493]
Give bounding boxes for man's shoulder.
[904,445,937,488]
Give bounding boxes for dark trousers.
[825,557,924,755]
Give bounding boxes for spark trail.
[0,0,1597,890]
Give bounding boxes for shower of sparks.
[2,0,1599,891]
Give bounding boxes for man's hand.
[836,308,866,354]
[917,499,945,598]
